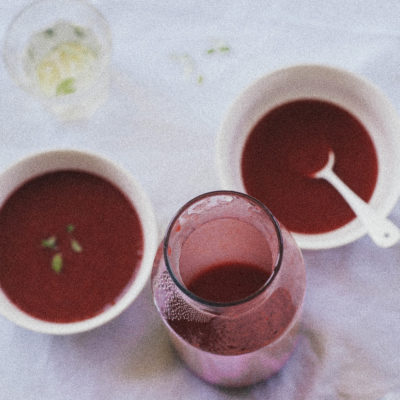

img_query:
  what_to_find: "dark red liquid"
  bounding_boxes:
[241,99,378,234]
[166,262,295,356]
[0,170,143,323]
[187,262,270,303]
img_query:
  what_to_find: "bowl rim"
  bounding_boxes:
[0,148,158,334]
[216,63,400,250]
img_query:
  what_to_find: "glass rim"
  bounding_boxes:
[163,190,284,308]
[2,0,112,97]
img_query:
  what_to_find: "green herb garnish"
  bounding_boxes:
[66,224,75,233]
[41,236,57,249]
[206,46,230,54]
[56,78,76,96]
[197,75,204,84]
[43,224,83,273]
[51,253,63,274]
[71,239,83,253]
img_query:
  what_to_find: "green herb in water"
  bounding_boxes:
[44,28,54,37]
[56,78,76,96]
[74,26,85,38]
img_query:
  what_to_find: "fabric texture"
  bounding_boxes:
[0,1,399,399]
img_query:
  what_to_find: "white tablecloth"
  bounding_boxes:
[1,1,400,399]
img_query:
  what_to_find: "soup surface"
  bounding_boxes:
[241,99,378,233]
[0,170,143,323]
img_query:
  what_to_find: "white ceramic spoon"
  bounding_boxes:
[312,150,400,248]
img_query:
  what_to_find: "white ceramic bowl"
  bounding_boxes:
[216,64,400,249]
[0,149,158,334]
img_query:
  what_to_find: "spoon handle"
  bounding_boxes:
[320,170,400,248]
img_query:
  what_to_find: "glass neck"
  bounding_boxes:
[164,191,283,310]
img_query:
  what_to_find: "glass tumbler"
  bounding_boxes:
[3,0,111,120]
[151,191,306,387]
